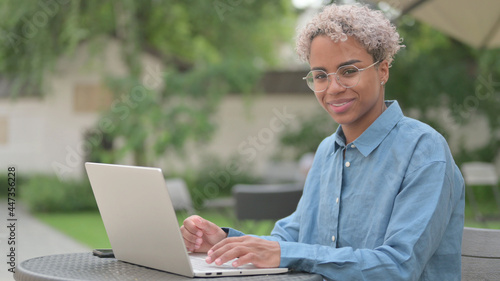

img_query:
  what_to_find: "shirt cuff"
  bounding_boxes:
[278,241,315,272]
[221,227,246,237]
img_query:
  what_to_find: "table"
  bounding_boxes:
[14,252,323,281]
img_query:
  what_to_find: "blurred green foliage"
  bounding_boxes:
[20,175,97,212]
[388,16,500,165]
[0,0,296,167]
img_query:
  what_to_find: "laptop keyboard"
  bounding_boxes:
[189,254,256,271]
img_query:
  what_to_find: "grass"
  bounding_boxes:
[463,195,500,229]
[36,211,112,248]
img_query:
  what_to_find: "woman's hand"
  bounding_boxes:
[180,215,228,252]
[206,236,281,268]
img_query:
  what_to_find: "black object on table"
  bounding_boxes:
[14,252,323,281]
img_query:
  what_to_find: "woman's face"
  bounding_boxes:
[309,35,389,140]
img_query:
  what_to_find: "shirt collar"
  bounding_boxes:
[333,100,404,157]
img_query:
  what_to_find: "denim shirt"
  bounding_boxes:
[227,101,465,281]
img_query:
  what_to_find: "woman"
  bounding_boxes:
[181,4,465,280]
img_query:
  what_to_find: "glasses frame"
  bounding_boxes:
[303,60,381,92]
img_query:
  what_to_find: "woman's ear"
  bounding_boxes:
[378,60,390,85]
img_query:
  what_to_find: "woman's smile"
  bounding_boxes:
[328,98,355,113]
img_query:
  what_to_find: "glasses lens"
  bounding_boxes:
[337,65,360,88]
[305,70,329,92]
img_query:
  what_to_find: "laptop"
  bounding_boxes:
[85,162,289,278]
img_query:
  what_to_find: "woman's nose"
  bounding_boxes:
[325,75,345,94]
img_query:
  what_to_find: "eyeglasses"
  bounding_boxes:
[303,61,380,92]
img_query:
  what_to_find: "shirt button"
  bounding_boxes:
[345,161,351,167]
[350,144,356,148]
[331,236,336,242]
[336,197,339,204]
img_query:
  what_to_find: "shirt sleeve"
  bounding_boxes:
[261,161,463,281]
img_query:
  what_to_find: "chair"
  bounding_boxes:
[461,162,500,220]
[232,183,303,233]
[165,178,195,215]
[461,227,500,280]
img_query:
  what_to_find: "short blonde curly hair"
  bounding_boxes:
[296,4,404,65]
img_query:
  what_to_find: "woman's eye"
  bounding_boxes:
[341,67,358,76]
[314,73,327,80]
